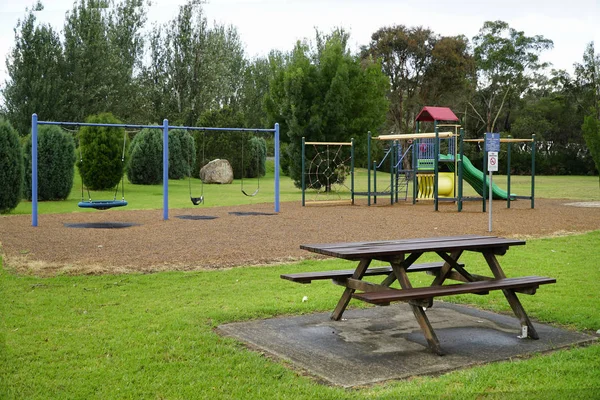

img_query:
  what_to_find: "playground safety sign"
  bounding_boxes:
[488,151,499,172]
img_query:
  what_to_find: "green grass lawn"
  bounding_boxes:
[1,232,599,399]
[8,166,600,215]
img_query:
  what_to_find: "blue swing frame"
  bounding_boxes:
[30,115,281,227]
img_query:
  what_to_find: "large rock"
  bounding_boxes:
[200,159,233,184]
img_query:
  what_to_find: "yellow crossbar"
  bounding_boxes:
[376,132,454,140]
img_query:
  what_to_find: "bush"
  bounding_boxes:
[169,129,196,179]
[127,128,163,185]
[77,113,128,191]
[23,125,76,201]
[0,119,24,213]
[245,136,267,178]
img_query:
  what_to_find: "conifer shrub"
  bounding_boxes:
[23,125,76,200]
[245,136,267,178]
[127,128,162,185]
[0,119,24,213]
[168,129,196,179]
[77,113,128,191]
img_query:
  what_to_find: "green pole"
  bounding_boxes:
[301,137,306,206]
[373,160,377,204]
[507,135,512,209]
[351,138,355,205]
[434,123,439,211]
[367,132,371,206]
[458,128,464,212]
[482,137,487,213]
[531,134,536,209]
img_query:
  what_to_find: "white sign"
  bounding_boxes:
[488,151,499,172]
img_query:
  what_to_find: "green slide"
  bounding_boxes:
[439,154,514,200]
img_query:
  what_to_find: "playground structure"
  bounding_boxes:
[301,138,355,206]
[366,106,536,211]
[30,114,280,226]
[302,107,536,211]
[367,106,536,211]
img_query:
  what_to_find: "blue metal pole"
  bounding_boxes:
[163,119,169,221]
[274,123,280,212]
[32,114,38,227]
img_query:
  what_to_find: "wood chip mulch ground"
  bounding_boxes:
[1,198,599,276]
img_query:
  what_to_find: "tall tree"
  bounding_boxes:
[470,20,553,133]
[577,42,600,182]
[362,26,473,135]
[575,42,600,119]
[63,0,148,123]
[141,0,245,126]
[3,3,65,135]
[106,0,148,121]
[267,29,389,185]
[63,0,114,122]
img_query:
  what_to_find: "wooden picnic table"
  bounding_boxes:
[281,235,556,355]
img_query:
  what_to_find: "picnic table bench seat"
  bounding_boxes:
[352,276,556,305]
[280,261,462,284]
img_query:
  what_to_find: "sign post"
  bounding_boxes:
[485,133,500,232]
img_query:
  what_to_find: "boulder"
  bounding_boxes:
[200,159,234,184]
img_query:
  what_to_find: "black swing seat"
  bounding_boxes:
[78,200,128,210]
[241,189,259,197]
[190,196,204,205]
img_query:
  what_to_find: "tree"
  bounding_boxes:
[140,0,245,125]
[361,26,473,136]
[62,0,148,123]
[574,42,600,119]
[578,42,600,182]
[3,3,65,135]
[267,29,389,186]
[23,125,76,200]
[0,119,24,213]
[470,21,553,134]
[77,113,128,191]
[127,128,163,184]
[582,111,600,184]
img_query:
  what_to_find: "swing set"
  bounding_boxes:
[30,114,281,227]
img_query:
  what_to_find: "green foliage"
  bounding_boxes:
[362,26,474,135]
[0,120,24,213]
[126,128,162,185]
[246,136,267,178]
[582,111,600,180]
[22,125,76,201]
[62,0,148,123]
[471,20,553,133]
[2,8,65,135]
[196,106,249,179]
[77,113,128,191]
[267,29,389,187]
[168,129,196,179]
[141,1,246,126]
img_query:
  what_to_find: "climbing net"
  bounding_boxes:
[303,141,354,205]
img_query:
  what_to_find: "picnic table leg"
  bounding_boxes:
[391,258,444,355]
[431,250,463,286]
[483,252,540,340]
[330,258,371,321]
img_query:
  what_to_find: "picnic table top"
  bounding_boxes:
[300,235,526,260]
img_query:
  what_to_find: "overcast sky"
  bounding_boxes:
[1,0,598,90]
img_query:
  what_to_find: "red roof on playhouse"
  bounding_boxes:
[415,106,459,122]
